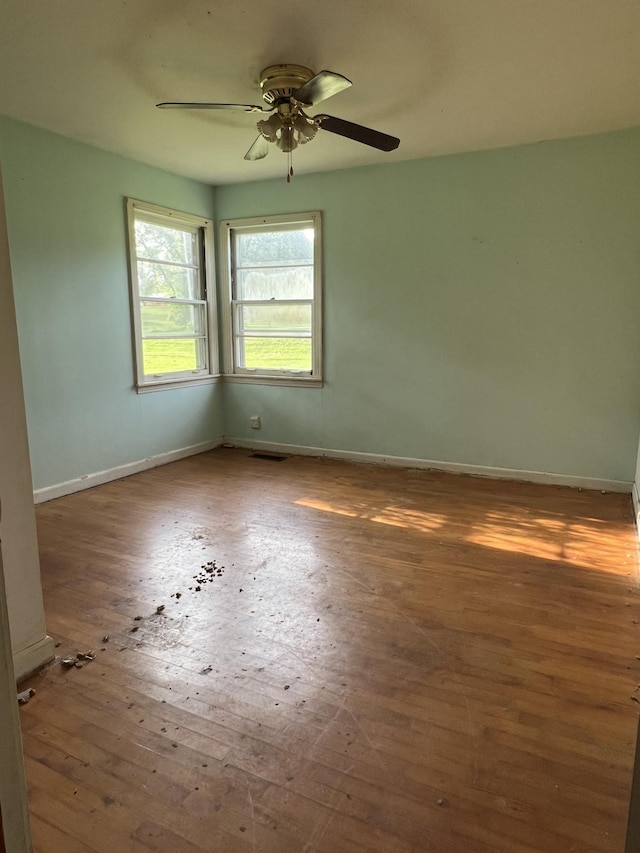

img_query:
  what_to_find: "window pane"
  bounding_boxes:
[135,219,197,265]
[141,301,205,336]
[138,261,199,299]
[239,337,312,371]
[142,338,206,375]
[239,303,311,335]
[236,266,313,300]
[236,228,313,268]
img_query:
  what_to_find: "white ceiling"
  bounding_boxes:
[1,0,639,186]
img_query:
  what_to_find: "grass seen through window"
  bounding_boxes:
[243,337,311,370]
[143,337,311,375]
[143,340,198,375]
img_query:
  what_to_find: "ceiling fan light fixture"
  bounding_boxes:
[257,112,281,143]
[257,110,316,156]
[276,125,296,153]
[294,114,317,145]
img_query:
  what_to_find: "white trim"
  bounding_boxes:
[126,198,219,390]
[219,211,323,383]
[33,438,224,504]
[222,374,323,388]
[630,483,640,586]
[224,438,632,493]
[136,374,221,393]
[32,433,633,506]
[128,198,212,229]
[0,550,34,852]
[12,634,55,682]
[219,216,234,372]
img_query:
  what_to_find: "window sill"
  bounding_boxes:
[223,373,323,388]
[136,374,222,394]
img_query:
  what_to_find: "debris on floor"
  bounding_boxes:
[102,635,109,642]
[17,688,36,705]
[436,798,449,807]
[156,605,165,614]
[61,650,97,668]
[190,561,225,593]
[200,665,213,675]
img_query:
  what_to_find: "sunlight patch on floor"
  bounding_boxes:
[296,498,634,575]
[296,497,447,532]
[467,511,633,575]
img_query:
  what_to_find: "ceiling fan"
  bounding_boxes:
[157,64,400,178]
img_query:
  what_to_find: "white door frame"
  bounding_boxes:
[0,543,32,852]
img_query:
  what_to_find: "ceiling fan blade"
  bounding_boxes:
[315,114,400,151]
[156,102,270,113]
[244,135,270,161]
[292,70,352,106]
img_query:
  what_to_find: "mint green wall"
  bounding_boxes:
[2,116,639,488]
[216,129,640,482]
[0,117,221,491]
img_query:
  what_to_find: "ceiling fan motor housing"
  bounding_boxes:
[259,64,314,105]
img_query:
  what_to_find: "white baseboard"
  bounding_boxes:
[225,437,633,493]
[33,438,224,504]
[33,434,634,504]
[13,634,55,682]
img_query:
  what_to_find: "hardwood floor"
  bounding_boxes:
[19,448,640,852]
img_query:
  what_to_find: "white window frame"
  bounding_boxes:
[126,198,219,393]
[220,211,323,387]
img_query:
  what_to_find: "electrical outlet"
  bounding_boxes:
[250,415,261,429]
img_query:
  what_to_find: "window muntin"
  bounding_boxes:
[222,213,322,382]
[127,200,217,390]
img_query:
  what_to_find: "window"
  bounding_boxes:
[127,199,218,391]
[221,212,322,385]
